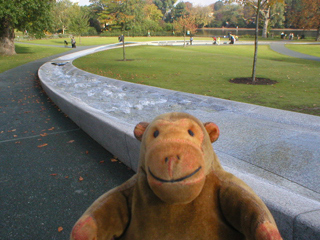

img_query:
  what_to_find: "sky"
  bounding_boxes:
[70,0,217,7]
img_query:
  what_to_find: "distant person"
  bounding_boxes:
[229,34,235,44]
[118,35,124,42]
[190,36,193,45]
[280,32,285,39]
[64,40,68,47]
[213,37,217,44]
[217,37,220,45]
[71,37,76,48]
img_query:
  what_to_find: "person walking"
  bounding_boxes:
[71,37,76,48]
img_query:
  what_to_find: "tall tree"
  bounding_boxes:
[69,5,90,43]
[52,0,73,34]
[144,4,163,22]
[153,0,177,19]
[192,6,212,28]
[0,0,54,55]
[244,0,284,38]
[289,0,320,41]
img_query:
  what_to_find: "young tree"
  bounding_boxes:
[99,0,142,60]
[173,15,197,46]
[226,0,261,83]
[0,0,54,55]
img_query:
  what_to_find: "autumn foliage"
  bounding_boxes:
[289,0,320,41]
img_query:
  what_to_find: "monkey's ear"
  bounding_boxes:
[134,122,149,141]
[204,122,220,143]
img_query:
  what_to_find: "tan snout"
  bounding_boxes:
[145,140,206,204]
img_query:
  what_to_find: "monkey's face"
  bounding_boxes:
[143,118,206,204]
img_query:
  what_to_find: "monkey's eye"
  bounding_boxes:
[188,129,194,136]
[153,130,159,138]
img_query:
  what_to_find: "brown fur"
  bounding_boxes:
[71,112,282,240]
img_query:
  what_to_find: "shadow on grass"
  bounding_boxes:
[15,45,34,54]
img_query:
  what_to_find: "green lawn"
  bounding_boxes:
[16,36,212,46]
[74,44,320,116]
[285,44,320,57]
[0,43,70,73]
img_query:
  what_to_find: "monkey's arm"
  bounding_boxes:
[218,172,282,240]
[70,176,136,240]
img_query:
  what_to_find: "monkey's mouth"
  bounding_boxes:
[148,166,202,183]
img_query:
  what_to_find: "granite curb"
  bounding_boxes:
[38,42,320,239]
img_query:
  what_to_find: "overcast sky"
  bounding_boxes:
[70,0,216,7]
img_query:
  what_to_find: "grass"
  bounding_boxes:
[0,43,70,73]
[16,36,211,46]
[73,44,320,116]
[285,44,320,57]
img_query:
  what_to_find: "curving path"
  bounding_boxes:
[269,42,320,61]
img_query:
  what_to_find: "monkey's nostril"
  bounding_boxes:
[177,155,180,160]
[165,157,169,163]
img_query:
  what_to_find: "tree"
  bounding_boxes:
[52,0,73,34]
[153,0,177,19]
[144,4,163,22]
[244,0,284,38]
[99,0,144,60]
[173,15,197,46]
[98,0,136,32]
[226,0,261,83]
[0,0,54,55]
[69,5,90,43]
[289,0,320,41]
[192,6,212,28]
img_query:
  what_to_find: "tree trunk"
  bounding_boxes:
[122,34,126,61]
[252,0,261,84]
[0,18,16,55]
[183,26,186,47]
[261,7,270,38]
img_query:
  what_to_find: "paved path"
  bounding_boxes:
[0,46,134,240]
[269,42,320,61]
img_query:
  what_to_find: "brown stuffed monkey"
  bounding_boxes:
[71,112,282,240]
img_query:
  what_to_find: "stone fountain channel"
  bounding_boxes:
[38,42,320,239]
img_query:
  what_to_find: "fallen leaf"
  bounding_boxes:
[99,160,105,164]
[50,173,57,176]
[68,140,75,143]
[85,151,89,154]
[38,143,48,148]
[111,159,117,162]
[48,127,55,131]
[65,176,69,179]
[58,227,63,232]
[79,176,84,181]
[40,133,47,137]
[13,135,18,138]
